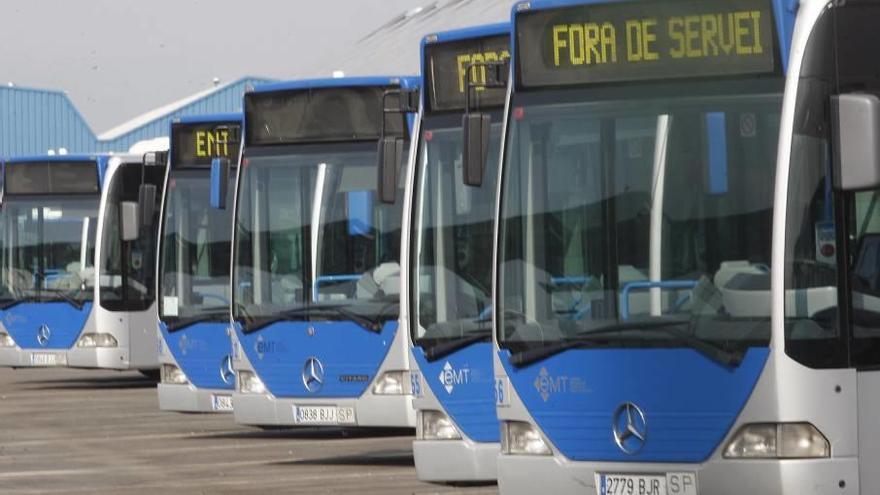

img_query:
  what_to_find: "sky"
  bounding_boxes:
[0,0,425,131]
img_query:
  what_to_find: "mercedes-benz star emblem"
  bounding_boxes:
[612,402,647,455]
[37,325,51,347]
[302,357,324,393]
[220,355,236,385]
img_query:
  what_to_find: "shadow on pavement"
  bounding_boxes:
[16,373,157,391]
[191,426,414,442]
[272,448,415,467]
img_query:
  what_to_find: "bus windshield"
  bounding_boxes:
[159,169,233,323]
[0,196,99,304]
[233,142,404,326]
[497,82,782,354]
[411,117,502,347]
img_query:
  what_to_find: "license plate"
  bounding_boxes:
[30,352,66,367]
[596,472,697,495]
[293,405,356,425]
[211,394,233,412]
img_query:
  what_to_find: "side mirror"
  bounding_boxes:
[120,201,140,241]
[138,184,157,228]
[211,157,231,209]
[377,87,419,205]
[462,113,491,187]
[461,59,508,188]
[377,137,403,204]
[832,93,880,191]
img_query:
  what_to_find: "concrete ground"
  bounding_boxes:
[0,367,498,494]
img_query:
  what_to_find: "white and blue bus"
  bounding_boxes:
[403,24,510,482]
[230,77,420,428]
[0,153,165,373]
[156,114,241,412]
[484,0,880,493]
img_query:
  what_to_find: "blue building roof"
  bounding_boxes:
[0,76,271,157]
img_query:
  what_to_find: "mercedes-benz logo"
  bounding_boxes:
[302,357,324,393]
[37,325,51,347]
[219,355,236,385]
[612,402,647,455]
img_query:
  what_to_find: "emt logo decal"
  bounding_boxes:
[534,366,590,402]
[438,361,470,394]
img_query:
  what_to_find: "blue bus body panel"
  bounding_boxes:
[237,320,397,398]
[2,302,92,349]
[510,0,798,74]
[414,342,498,442]
[160,321,233,390]
[501,347,770,462]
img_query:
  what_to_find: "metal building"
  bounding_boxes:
[0,76,270,157]
[320,0,514,77]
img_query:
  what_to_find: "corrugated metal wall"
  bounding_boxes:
[0,86,97,156]
[0,77,269,157]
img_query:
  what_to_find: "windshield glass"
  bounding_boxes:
[497,82,783,352]
[411,116,502,346]
[0,196,99,303]
[233,142,404,323]
[159,169,233,322]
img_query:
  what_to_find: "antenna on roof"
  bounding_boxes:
[213,77,221,87]
[332,71,345,79]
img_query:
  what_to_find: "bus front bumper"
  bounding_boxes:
[497,454,859,495]
[0,346,69,368]
[66,345,129,370]
[413,439,499,482]
[158,383,234,413]
[233,391,415,428]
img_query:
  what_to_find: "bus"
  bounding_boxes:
[485,0,880,493]
[404,24,509,481]
[156,114,241,412]
[230,77,420,428]
[0,153,165,373]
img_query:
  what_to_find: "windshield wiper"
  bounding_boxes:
[240,304,387,334]
[423,328,492,362]
[165,312,229,332]
[36,288,86,310]
[509,319,745,368]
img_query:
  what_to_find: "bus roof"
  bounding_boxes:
[6,154,105,164]
[252,76,419,94]
[174,113,242,125]
[422,22,509,48]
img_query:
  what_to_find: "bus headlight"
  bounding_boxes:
[724,423,830,459]
[0,331,15,347]
[238,370,266,394]
[417,410,461,440]
[501,421,552,455]
[161,364,188,385]
[372,370,408,395]
[76,333,118,348]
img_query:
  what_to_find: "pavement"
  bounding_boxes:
[0,367,498,494]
